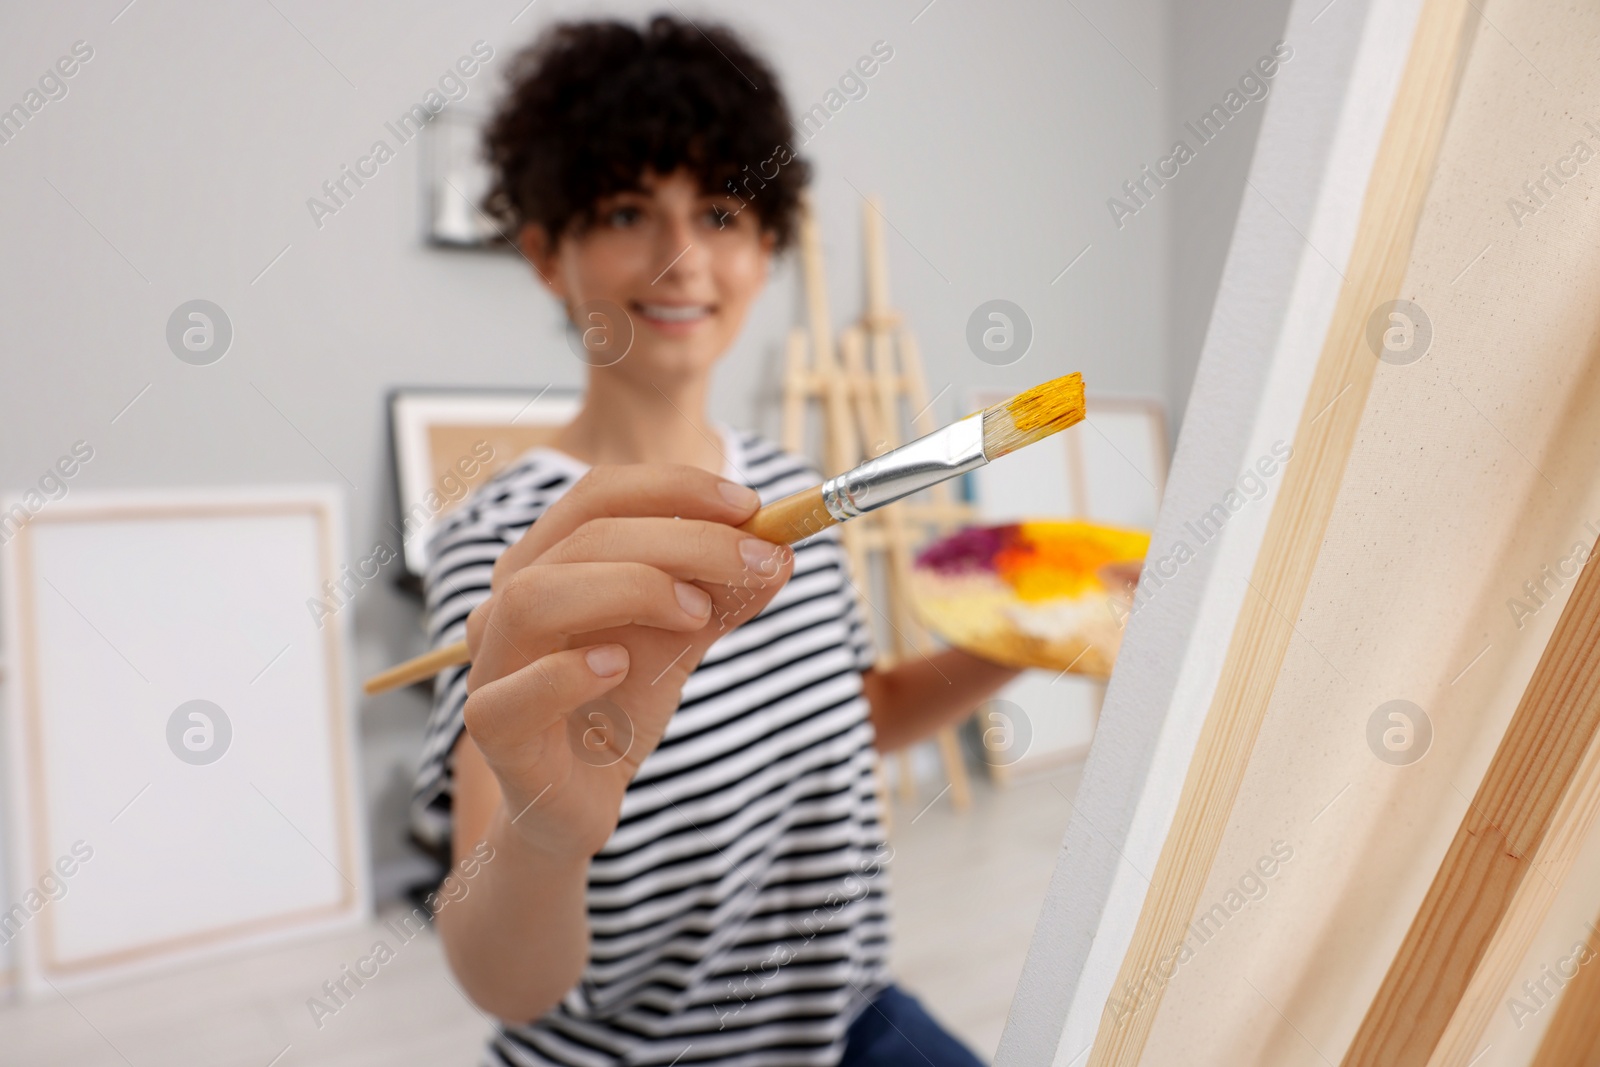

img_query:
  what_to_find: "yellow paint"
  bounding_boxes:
[1005,372,1085,433]
[995,519,1149,601]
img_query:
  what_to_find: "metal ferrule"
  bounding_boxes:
[821,414,988,522]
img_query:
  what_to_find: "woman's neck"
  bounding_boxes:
[552,369,727,473]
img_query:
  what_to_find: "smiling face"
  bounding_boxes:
[521,169,775,382]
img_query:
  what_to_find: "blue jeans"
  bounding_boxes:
[840,986,986,1067]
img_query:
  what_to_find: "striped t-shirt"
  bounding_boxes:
[411,428,892,1067]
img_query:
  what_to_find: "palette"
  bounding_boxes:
[910,520,1149,677]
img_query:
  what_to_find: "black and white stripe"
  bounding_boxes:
[411,430,891,1067]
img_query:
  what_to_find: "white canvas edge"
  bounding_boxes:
[996,0,1428,1061]
[0,483,372,997]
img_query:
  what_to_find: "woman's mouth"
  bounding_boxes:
[632,301,714,332]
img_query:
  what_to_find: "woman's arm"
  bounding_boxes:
[428,465,790,1021]
[436,735,592,1021]
[863,649,1022,753]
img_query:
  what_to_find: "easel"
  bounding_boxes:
[784,196,976,815]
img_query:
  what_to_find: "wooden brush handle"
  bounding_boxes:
[365,484,837,696]
[738,484,837,544]
[364,640,469,695]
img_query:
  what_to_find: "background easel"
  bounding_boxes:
[783,196,977,814]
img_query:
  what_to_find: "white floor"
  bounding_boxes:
[0,763,1082,1066]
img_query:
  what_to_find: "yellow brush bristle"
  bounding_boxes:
[981,373,1086,459]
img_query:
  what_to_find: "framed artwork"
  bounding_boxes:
[1,486,369,994]
[421,109,507,250]
[389,386,582,579]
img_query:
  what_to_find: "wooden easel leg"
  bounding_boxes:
[896,752,916,803]
[936,725,973,811]
[875,753,894,835]
[792,195,984,823]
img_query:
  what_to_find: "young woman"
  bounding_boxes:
[412,17,1020,1066]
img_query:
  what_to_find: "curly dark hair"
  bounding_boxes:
[482,15,809,250]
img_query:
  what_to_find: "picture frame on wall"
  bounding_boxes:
[388,386,582,581]
[421,109,508,250]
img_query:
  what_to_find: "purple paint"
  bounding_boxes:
[915,524,1018,575]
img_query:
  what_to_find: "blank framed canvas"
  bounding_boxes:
[970,393,1168,528]
[1,486,369,994]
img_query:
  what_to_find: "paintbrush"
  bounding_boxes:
[363,372,1085,695]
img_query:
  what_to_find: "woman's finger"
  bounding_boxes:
[536,516,792,587]
[463,643,629,757]
[491,464,760,589]
[467,562,713,689]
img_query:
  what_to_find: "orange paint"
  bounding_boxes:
[994,520,1150,601]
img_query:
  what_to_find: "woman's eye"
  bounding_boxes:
[706,205,734,228]
[607,206,641,227]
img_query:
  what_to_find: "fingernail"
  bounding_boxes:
[585,644,629,677]
[675,580,711,617]
[740,538,782,573]
[718,480,760,511]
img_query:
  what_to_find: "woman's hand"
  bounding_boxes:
[456,464,793,863]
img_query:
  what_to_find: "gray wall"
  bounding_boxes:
[0,0,1275,896]
[1166,0,1298,432]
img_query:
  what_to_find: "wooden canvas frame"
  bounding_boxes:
[1347,537,1600,1064]
[1,487,370,994]
[1003,0,1600,1063]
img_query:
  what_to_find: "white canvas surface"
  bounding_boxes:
[1,487,368,994]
